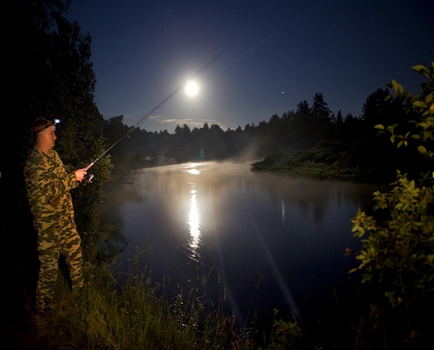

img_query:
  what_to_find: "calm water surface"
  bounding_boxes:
[99,161,378,325]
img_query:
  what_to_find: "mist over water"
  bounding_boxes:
[99,161,378,326]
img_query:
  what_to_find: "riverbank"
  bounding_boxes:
[250,144,392,184]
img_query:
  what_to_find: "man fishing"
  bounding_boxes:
[24,118,87,314]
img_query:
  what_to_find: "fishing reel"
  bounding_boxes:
[83,173,94,185]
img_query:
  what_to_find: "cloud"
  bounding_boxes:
[158,116,216,129]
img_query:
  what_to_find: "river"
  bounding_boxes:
[98,161,379,327]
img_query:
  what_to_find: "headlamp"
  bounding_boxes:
[33,118,61,134]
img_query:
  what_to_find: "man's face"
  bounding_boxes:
[40,125,57,149]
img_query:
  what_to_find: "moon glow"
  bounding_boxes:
[185,81,199,96]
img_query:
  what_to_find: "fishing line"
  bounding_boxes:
[84,49,226,174]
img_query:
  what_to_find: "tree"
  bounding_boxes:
[349,62,434,349]
[312,92,331,122]
[175,123,191,135]
[361,88,408,129]
[335,110,343,125]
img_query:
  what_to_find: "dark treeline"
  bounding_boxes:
[106,88,428,183]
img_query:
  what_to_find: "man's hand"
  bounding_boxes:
[75,169,87,182]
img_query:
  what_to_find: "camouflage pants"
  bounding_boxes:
[35,218,83,311]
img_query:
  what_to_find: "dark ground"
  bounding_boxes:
[0,239,53,349]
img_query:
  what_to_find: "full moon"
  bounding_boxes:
[185,81,199,96]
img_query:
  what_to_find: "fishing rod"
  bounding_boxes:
[83,49,226,183]
[83,86,181,172]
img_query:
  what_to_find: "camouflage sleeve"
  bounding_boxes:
[25,149,79,204]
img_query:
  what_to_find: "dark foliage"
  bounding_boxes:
[2,0,112,312]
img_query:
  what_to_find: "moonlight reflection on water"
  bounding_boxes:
[187,188,201,261]
[184,163,202,263]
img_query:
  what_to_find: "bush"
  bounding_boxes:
[349,62,434,349]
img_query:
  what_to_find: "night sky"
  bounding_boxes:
[67,0,434,133]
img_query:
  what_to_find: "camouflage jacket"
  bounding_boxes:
[24,147,79,231]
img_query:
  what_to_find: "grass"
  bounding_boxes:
[36,240,306,350]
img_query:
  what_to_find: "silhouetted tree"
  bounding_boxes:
[336,110,343,125]
[312,92,331,122]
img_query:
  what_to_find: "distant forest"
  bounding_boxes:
[102,88,429,183]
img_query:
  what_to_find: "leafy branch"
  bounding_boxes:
[374,62,434,161]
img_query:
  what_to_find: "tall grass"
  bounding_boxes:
[40,240,304,349]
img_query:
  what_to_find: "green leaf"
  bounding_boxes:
[417,145,427,155]
[391,79,403,93]
[413,101,426,108]
[355,253,365,260]
[361,274,371,283]
[374,124,385,130]
[412,65,428,76]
